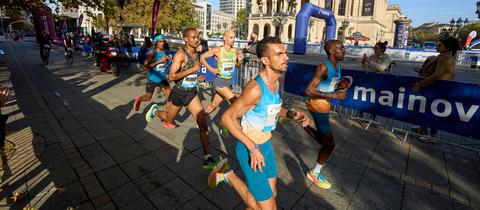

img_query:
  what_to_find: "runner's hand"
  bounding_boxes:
[237,53,244,62]
[249,149,265,173]
[198,75,206,81]
[333,91,346,100]
[291,111,309,127]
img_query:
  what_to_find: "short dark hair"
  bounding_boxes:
[324,39,341,56]
[438,36,460,55]
[183,28,197,38]
[256,36,283,58]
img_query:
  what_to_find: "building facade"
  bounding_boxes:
[211,11,235,34]
[194,1,213,36]
[220,0,246,17]
[248,0,407,46]
[57,4,103,35]
[195,2,235,37]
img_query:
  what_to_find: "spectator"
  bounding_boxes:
[244,32,258,55]
[137,37,152,70]
[362,41,393,73]
[411,36,459,142]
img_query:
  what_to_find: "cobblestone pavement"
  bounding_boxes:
[0,41,479,209]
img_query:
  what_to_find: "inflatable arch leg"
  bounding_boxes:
[293,2,337,55]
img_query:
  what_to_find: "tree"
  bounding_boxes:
[231,8,246,39]
[458,23,480,47]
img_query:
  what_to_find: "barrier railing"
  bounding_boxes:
[234,56,480,152]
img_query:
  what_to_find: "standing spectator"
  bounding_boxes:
[244,32,259,55]
[130,35,136,47]
[362,41,393,73]
[198,33,209,54]
[411,36,459,142]
[137,37,152,70]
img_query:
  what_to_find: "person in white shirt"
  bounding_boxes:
[362,41,393,73]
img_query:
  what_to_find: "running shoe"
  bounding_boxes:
[219,122,229,136]
[207,158,230,188]
[145,104,158,123]
[162,121,178,129]
[307,171,332,189]
[202,156,217,170]
[133,96,140,111]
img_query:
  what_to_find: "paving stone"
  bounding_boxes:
[69,132,97,148]
[166,153,203,174]
[277,164,312,194]
[119,196,156,210]
[133,166,177,194]
[276,183,303,209]
[137,136,169,152]
[79,143,106,158]
[109,182,143,208]
[355,169,403,209]
[106,143,148,163]
[97,166,130,191]
[84,152,116,172]
[402,184,453,210]
[347,196,389,210]
[292,196,330,210]
[201,181,243,209]
[177,194,220,210]
[148,178,198,209]
[120,154,163,179]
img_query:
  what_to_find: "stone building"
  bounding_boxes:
[247,0,408,46]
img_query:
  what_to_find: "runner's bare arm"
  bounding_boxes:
[143,50,154,70]
[168,49,200,81]
[150,55,169,67]
[305,64,329,99]
[221,80,261,151]
[200,47,219,74]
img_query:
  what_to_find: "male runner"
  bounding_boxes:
[133,35,171,111]
[200,30,244,115]
[304,39,347,189]
[208,37,309,209]
[145,28,216,169]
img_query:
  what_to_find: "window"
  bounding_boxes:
[338,0,346,16]
[324,0,332,11]
[362,0,374,16]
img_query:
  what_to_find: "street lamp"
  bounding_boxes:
[308,20,314,42]
[272,11,288,39]
[449,18,455,32]
[477,1,480,19]
[341,20,350,43]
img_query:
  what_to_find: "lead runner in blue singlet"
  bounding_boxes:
[304,39,347,189]
[207,37,310,210]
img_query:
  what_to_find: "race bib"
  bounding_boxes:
[155,63,166,73]
[219,63,235,78]
[181,73,198,89]
[263,103,282,132]
[317,77,340,93]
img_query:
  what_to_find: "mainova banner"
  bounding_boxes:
[284,63,480,139]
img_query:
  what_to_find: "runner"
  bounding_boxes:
[200,30,243,135]
[304,39,347,189]
[201,30,244,114]
[145,28,216,169]
[208,37,309,209]
[133,35,171,111]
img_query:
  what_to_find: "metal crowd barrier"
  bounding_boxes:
[234,56,480,152]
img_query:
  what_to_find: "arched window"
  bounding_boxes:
[253,24,259,34]
[288,24,293,41]
[263,24,271,38]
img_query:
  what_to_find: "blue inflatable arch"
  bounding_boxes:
[293,2,337,55]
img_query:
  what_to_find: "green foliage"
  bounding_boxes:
[458,23,480,45]
[232,8,246,39]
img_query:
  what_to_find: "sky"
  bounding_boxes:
[205,0,477,27]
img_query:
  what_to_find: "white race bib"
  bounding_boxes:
[181,73,198,89]
[263,103,281,132]
[220,63,235,78]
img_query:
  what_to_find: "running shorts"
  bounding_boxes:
[146,80,169,94]
[310,112,332,133]
[168,86,197,107]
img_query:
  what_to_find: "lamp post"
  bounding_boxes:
[308,20,314,42]
[477,1,480,19]
[341,20,350,43]
[272,11,288,40]
[246,0,251,39]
